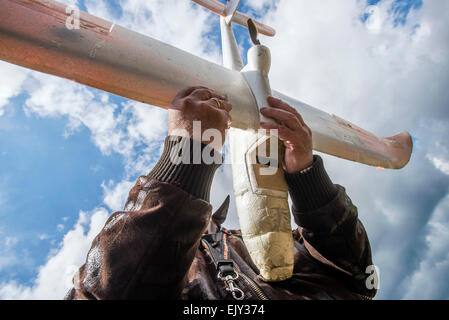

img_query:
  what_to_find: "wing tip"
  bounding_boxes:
[386,131,414,169]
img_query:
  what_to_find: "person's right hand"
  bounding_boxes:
[168,86,232,151]
[260,96,313,174]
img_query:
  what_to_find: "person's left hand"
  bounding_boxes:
[260,96,313,174]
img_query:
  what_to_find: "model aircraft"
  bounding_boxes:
[0,0,413,169]
[0,0,413,285]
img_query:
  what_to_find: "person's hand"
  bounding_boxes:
[168,86,232,151]
[260,96,313,174]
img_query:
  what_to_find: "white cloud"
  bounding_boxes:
[125,101,168,146]
[102,179,134,212]
[62,0,79,6]
[427,156,449,176]
[265,0,449,130]
[247,0,276,9]
[23,72,132,156]
[0,62,29,116]
[401,194,449,299]
[38,234,50,241]
[4,237,18,248]
[84,0,221,63]
[0,208,109,300]
[21,73,172,178]
[0,235,19,272]
[0,255,18,273]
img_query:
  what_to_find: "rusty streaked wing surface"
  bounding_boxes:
[0,0,260,129]
[0,0,413,169]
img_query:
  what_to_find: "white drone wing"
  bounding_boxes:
[0,0,412,169]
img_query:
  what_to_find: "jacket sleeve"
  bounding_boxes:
[65,136,221,300]
[285,155,377,298]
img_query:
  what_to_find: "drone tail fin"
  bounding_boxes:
[191,0,276,36]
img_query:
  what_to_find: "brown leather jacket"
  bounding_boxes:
[65,137,377,300]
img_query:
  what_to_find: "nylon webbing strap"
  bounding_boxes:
[201,230,236,277]
[200,229,245,300]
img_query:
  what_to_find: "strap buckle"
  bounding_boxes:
[216,260,245,300]
[217,260,237,278]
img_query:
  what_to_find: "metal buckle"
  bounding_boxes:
[218,273,245,300]
[217,263,245,300]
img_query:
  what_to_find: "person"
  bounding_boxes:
[65,86,377,300]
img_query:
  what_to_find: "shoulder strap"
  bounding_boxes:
[200,229,245,300]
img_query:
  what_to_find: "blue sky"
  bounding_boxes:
[0,96,124,284]
[1,0,449,299]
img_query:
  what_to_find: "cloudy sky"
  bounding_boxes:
[0,0,448,300]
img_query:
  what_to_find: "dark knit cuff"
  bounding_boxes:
[148,136,222,202]
[284,155,338,212]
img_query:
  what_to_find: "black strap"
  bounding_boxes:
[200,229,245,300]
[216,260,235,277]
[201,230,236,278]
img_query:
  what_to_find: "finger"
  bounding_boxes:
[210,98,233,112]
[190,88,213,100]
[221,100,233,112]
[199,101,232,124]
[209,90,227,101]
[260,107,301,130]
[260,122,295,141]
[267,96,297,114]
[174,86,204,100]
[224,109,233,125]
[190,87,227,102]
[216,108,233,131]
[267,96,306,126]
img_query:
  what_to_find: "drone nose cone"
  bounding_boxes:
[247,45,271,76]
